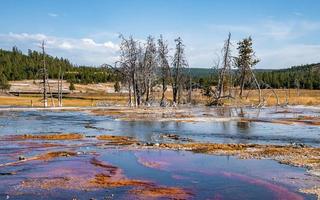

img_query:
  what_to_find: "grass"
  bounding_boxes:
[1,87,320,107]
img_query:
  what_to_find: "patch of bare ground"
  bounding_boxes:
[5,133,84,140]
[90,107,198,122]
[129,186,193,200]
[241,116,320,126]
[97,135,138,145]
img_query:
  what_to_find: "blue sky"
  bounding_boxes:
[0,0,320,68]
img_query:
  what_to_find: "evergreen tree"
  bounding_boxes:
[235,37,259,98]
[114,81,120,92]
[69,82,75,91]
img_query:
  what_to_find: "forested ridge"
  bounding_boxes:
[194,64,320,90]
[0,47,116,84]
[0,46,319,90]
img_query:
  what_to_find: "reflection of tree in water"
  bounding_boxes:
[237,108,250,133]
[215,107,232,117]
[237,121,250,131]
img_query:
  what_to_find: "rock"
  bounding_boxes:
[76,151,84,155]
[144,142,155,146]
[18,156,25,161]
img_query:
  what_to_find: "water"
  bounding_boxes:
[0,107,319,146]
[0,107,319,199]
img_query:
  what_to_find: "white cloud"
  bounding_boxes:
[59,42,73,50]
[1,18,320,69]
[7,32,47,41]
[0,32,120,66]
[48,13,59,17]
[258,44,320,68]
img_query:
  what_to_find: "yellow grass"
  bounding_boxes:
[242,89,320,106]
[1,85,320,107]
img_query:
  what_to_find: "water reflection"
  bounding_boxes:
[0,107,319,147]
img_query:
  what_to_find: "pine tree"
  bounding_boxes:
[69,82,75,91]
[114,81,120,92]
[235,37,259,98]
[0,73,10,91]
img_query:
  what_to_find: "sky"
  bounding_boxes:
[0,0,320,69]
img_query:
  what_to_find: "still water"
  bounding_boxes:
[0,107,319,199]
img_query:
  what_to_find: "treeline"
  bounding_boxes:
[256,64,320,89]
[194,64,320,91]
[0,47,117,84]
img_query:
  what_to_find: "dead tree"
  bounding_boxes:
[57,65,63,107]
[157,35,171,106]
[210,33,234,106]
[144,36,157,103]
[172,37,188,105]
[40,41,48,108]
[117,35,140,107]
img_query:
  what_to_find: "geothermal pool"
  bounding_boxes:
[0,107,319,199]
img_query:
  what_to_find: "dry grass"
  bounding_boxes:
[242,89,320,106]
[2,81,320,107]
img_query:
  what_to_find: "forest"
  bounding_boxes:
[0,47,117,85]
[0,41,320,95]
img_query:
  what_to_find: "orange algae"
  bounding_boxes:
[97,135,138,145]
[130,186,193,199]
[8,133,83,140]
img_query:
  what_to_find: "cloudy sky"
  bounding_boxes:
[0,0,319,68]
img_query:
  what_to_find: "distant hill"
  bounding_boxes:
[1,46,319,89]
[0,47,116,84]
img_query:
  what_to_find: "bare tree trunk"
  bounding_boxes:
[145,80,151,102]
[249,69,262,106]
[41,41,48,108]
[161,78,167,103]
[128,81,132,107]
[132,73,137,107]
[239,71,246,98]
[218,33,231,99]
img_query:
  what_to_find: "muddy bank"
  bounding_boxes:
[242,115,320,126]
